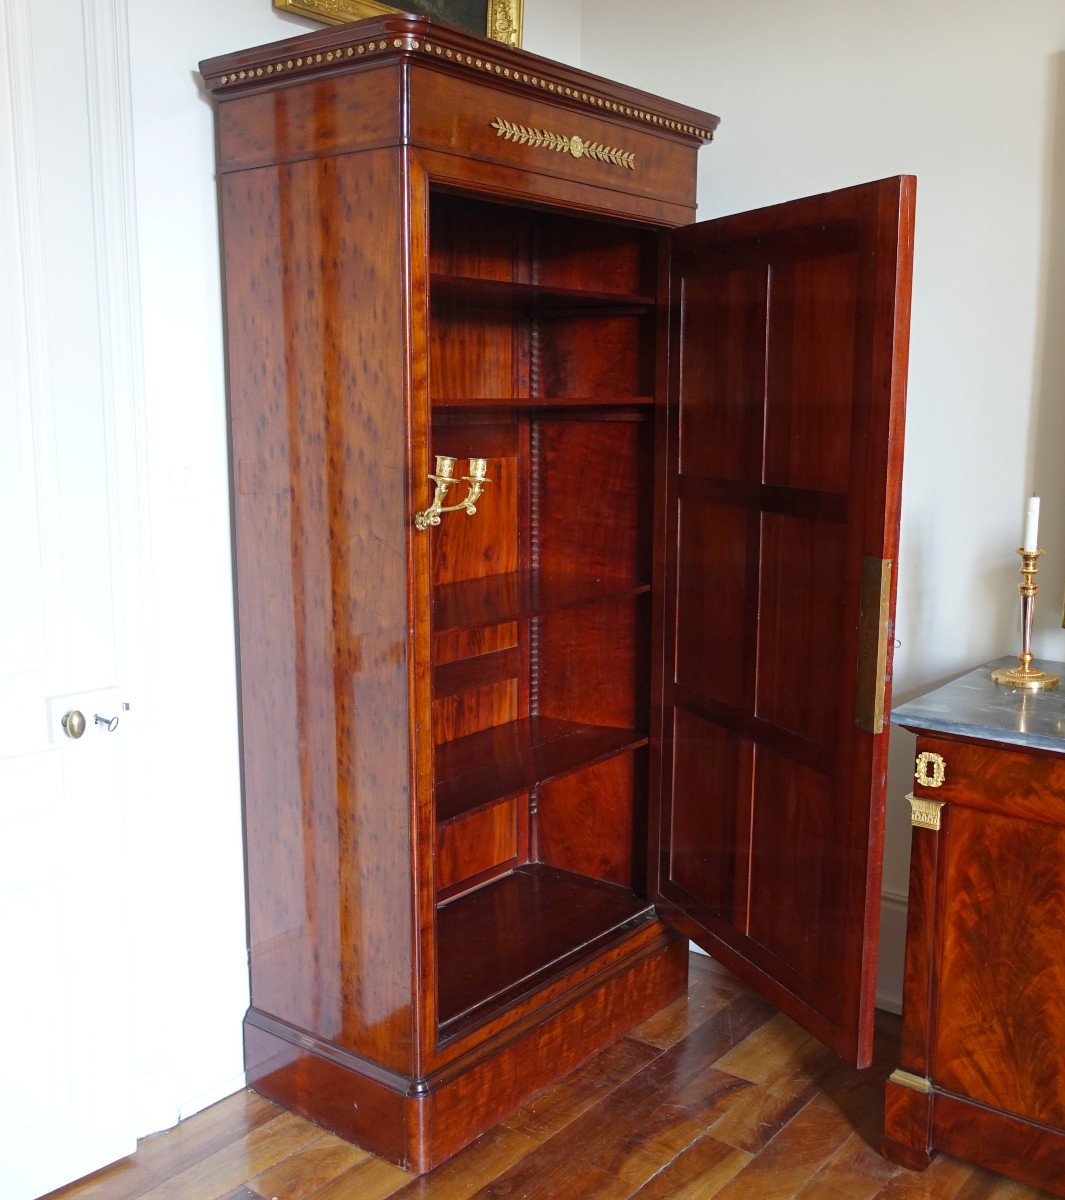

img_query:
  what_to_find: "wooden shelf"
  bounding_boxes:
[434,570,650,633]
[431,273,655,311]
[436,864,654,1037]
[435,716,647,824]
[433,646,520,700]
[432,394,655,410]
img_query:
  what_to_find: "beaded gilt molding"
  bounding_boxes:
[206,29,717,143]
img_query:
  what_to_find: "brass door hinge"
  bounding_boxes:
[855,557,892,734]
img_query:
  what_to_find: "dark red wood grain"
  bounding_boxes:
[932,1091,1065,1197]
[433,646,521,698]
[205,12,916,1176]
[433,621,517,666]
[665,709,743,922]
[224,147,417,1072]
[432,274,655,309]
[935,805,1065,1128]
[536,416,653,582]
[436,865,654,1035]
[424,930,687,1169]
[538,750,646,889]
[537,595,649,732]
[205,13,713,1172]
[424,198,660,922]
[896,824,941,1077]
[429,192,528,284]
[673,498,749,708]
[246,930,687,1173]
[653,178,915,1068]
[408,66,707,217]
[912,731,1065,825]
[881,1079,934,1171]
[432,679,518,745]
[436,799,521,896]
[435,716,646,824]
[885,730,1065,1193]
[538,313,656,399]
[434,571,649,631]
[531,208,658,297]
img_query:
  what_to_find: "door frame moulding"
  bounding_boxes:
[1,0,54,684]
[3,0,169,1152]
[81,0,179,1135]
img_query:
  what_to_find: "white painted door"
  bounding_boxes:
[0,0,144,1194]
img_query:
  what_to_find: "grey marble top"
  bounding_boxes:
[891,657,1065,755]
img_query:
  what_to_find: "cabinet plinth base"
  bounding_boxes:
[880,1135,935,1172]
[245,932,687,1174]
[883,1078,1065,1198]
[882,1076,936,1171]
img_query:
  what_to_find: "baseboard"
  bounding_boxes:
[176,1071,248,1125]
[875,889,908,1014]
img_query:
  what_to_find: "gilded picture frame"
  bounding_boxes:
[274,0,522,47]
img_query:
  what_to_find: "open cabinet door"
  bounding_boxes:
[653,177,915,1067]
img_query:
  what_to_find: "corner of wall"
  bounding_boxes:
[875,889,908,1014]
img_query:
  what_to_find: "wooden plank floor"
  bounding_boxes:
[44,956,1054,1200]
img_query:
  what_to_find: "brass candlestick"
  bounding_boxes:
[991,548,1060,690]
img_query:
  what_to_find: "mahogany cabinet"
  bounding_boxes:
[884,661,1065,1196]
[200,15,914,1172]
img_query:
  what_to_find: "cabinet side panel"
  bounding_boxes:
[224,149,416,1072]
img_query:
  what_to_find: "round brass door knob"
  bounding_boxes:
[62,710,87,739]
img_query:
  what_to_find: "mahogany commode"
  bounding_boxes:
[200,15,914,1172]
[884,660,1065,1196]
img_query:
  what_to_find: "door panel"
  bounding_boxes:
[674,499,749,704]
[667,709,744,918]
[654,177,914,1066]
[677,266,767,482]
[747,745,848,996]
[755,510,847,747]
[764,250,859,492]
[0,0,140,1192]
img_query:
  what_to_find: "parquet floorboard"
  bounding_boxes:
[248,1133,369,1199]
[387,1127,538,1200]
[798,1114,899,1199]
[41,956,1056,1200]
[502,1037,662,1141]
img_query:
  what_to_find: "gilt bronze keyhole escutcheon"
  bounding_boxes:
[914,751,946,788]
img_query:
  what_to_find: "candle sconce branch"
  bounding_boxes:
[414,456,491,531]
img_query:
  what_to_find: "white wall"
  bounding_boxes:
[578,0,1065,1006]
[523,0,581,62]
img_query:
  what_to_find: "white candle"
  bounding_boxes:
[1023,495,1040,553]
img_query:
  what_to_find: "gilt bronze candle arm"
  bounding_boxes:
[414,456,491,531]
